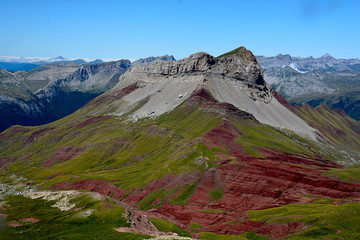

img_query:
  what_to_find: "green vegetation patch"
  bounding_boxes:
[217,46,245,58]
[149,217,191,237]
[138,188,165,210]
[209,189,223,202]
[0,194,151,240]
[199,232,247,240]
[195,209,229,214]
[0,93,223,191]
[200,231,268,240]
[190,222,202,233]
[293,104,360,156]
[233,120,315,157]
[209,179,224,202]
[138,185,183,210]
[169,181,199,205]
[324,167,360,183]
[248,199,360,239]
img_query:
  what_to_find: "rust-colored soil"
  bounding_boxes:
[25,128,55,144]
[47,88,360,238]
[51,149,360,238]
[43,146,84,167]
[51,179,126,200]
[19,218,39,223]
[77,115,112,129]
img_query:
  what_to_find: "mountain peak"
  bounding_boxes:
[52,56,65,60]
[112,47,316,138]
[218,46,258,63]
[131,54,176,66]
[275,54,292,61]
[320,53,334,59]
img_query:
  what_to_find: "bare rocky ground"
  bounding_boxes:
[115,206,194,239]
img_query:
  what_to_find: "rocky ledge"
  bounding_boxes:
[124,47,272,103]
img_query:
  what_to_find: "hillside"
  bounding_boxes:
[1,47,360,239]
[289,87,360,121]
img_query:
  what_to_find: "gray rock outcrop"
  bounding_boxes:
[127,47,271,103]
[110,47,315,138]
[131,55,176,66]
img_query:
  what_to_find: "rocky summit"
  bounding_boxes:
[108,47,315,137]
[1,47,360,240]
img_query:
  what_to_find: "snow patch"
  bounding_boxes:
[289,63,307,73]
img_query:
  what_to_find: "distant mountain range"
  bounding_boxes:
[0,55,176,132]
[257,54,360,120]
[131,55,176,66]
[0,56,107,72]
[257,53,360,72]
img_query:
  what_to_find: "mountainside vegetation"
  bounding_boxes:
[1,83,360,239]
[1,48,360,239]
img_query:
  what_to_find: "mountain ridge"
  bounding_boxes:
[0,55,176,132]
[257,53,360,72]
[259,53,360,121]
[107,47,315,138]
[1,47,360,239]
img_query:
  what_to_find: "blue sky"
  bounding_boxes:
[0,0,359,60]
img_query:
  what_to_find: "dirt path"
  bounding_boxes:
[114,201,193,239]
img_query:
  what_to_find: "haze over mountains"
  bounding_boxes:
[0,55,175,132]
[1,47,360,239]
[0,56,109,72]
[0,55,177,73]
[257,53,360,72]
[257,54,360,120]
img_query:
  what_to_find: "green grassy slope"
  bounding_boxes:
[1,87,360,239]
[0,88,338,189]
[293,104,360,156]
[0,193,150,240]
[248,198,360,239]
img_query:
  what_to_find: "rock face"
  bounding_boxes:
[131,55,176,66]
[35,60,131,99]
[130,48,265,89]
[110,47,315,138]
[257,53,360,72]
[0,60,131,132]
[257,53,360,121]
[263,66,334,98]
